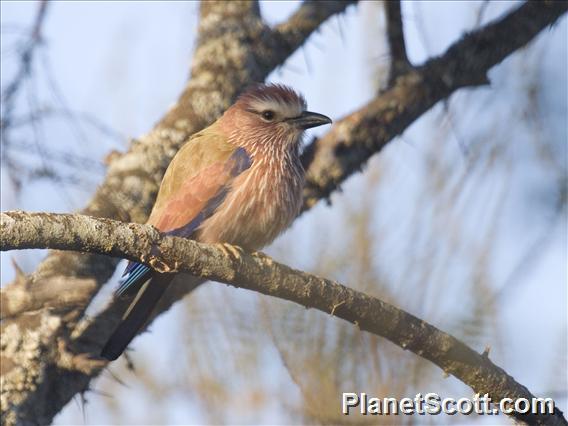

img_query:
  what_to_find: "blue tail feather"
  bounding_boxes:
[115,262,152,297]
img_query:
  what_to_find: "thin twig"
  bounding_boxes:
[384,0,411,85]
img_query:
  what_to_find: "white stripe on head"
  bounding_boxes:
[238,84,307,119]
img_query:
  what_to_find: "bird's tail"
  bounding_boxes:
[101,273,173,361]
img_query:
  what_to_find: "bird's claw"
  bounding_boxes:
[217,243,244,261]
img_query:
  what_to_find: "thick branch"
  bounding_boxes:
[302,0,568,209]
[1,211,566,426]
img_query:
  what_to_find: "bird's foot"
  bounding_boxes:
[217,243,244,261]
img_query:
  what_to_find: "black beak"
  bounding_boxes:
[289,111,332,130]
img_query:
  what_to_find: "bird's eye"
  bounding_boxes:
[261,110,275,121]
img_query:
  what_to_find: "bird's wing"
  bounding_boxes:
[116,130,251,296]
[149,129,251,234]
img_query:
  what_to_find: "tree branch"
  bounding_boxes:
[302,0,568,209]
[384,0,411,84]
[1,211,566,426]
[260,0,357,69]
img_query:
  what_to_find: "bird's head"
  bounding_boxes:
[220,83,332,154]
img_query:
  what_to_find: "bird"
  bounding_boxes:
[101,83,332,360]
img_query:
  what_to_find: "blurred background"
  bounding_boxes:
[1,1,566,424]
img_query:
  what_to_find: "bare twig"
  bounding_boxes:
[384,0,411,84]
[1,0,50,188]
[1,0,48,114]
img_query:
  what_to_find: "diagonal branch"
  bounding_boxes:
[259,0,357,70]
[301,0,568,209]
[1,211,566,426]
